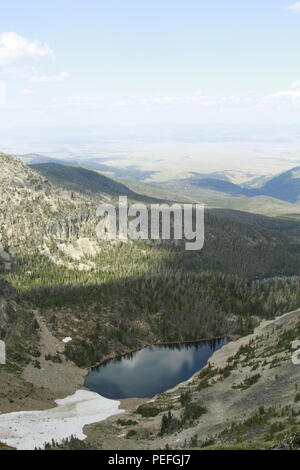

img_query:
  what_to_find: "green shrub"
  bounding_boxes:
[136,405,160,418]
[182,402,207,422]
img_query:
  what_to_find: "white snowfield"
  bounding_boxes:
[0,390,123,450]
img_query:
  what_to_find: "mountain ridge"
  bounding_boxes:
[165,165,300,203]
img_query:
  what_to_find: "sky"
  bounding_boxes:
[1,0,300,129]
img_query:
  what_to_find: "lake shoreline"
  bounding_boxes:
[84,336,232,399]
[84,334,237,375]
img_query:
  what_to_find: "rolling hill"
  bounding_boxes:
[170,166,300,203]
[153,167,300,216]
[259,166,300,202]
[30,162,166,205]
[30,162,140,197]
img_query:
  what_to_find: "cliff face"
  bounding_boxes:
[0,153,103,270]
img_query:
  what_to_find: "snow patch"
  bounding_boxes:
[0,390,123,450]
[62,337,72,344]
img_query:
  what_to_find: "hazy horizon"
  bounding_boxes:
[2,123,300,180]
[2,1,300,177]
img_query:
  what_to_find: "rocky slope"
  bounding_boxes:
[0,153,107,271]
[0,278,85,416]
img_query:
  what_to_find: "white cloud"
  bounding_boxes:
[114,92,258,108]
[67,95,104,107]
[29,71,69,83]
[19,89,33,95]
[291,80,300,90]
[266,90,300,103]
[264,81,300,104]
[288,2,300,11]
[62,92,261,112]
[0,32,52,66]
[1,66,69,84]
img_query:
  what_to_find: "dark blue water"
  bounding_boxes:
[84,338,229,399]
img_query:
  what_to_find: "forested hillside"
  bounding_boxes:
[18,274,300,367]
